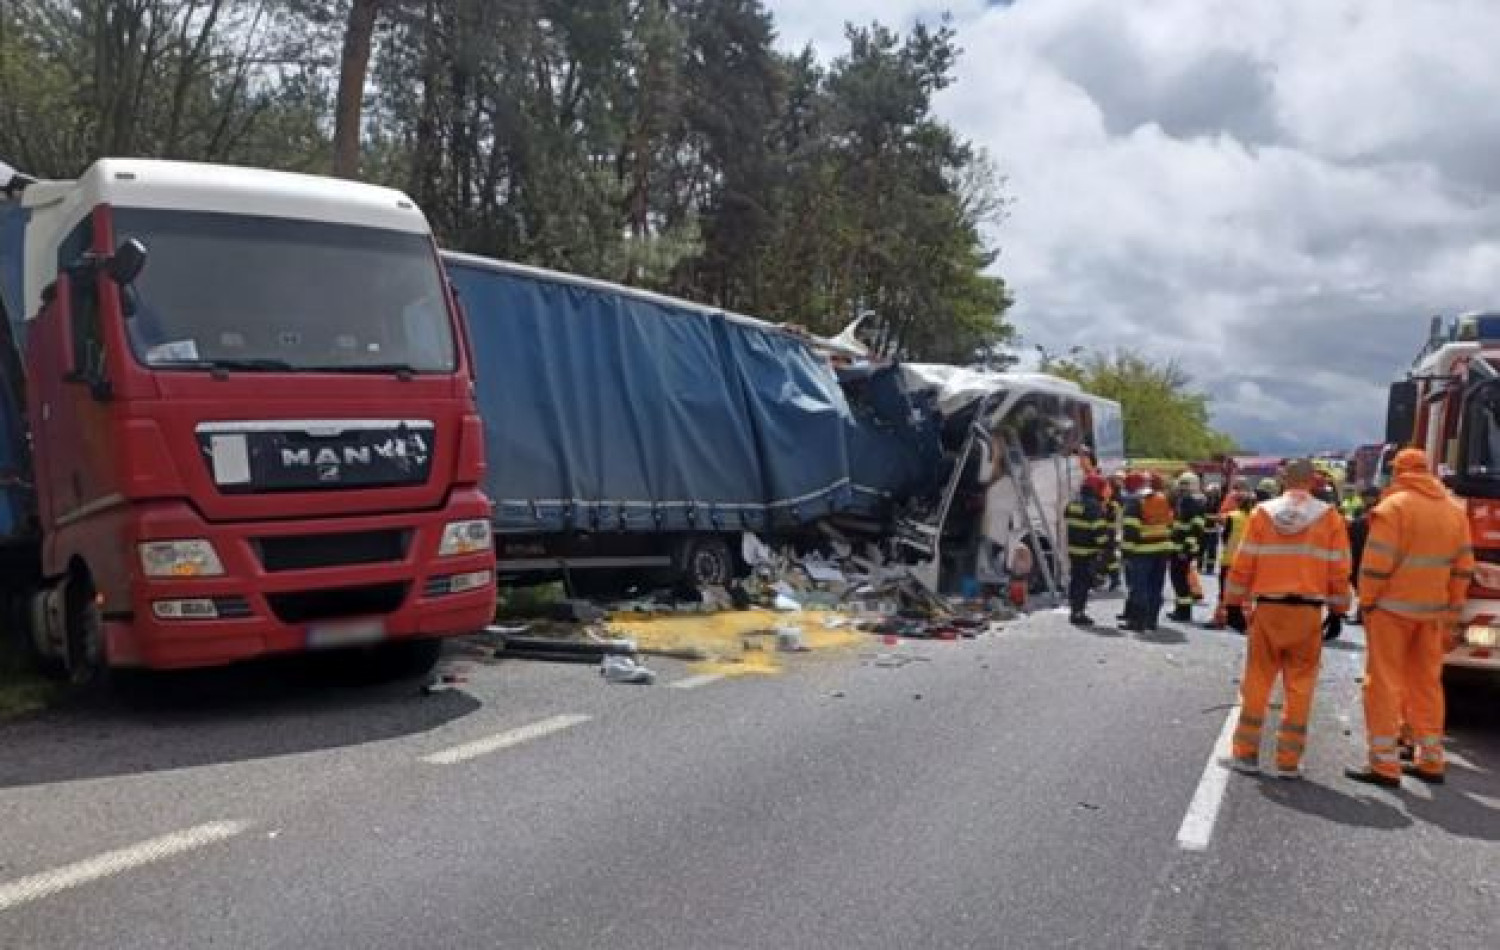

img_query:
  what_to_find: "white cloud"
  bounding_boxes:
[765,0,1500,453]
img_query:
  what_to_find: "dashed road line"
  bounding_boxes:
[669,673,727,690]
[1175,704,1241,852]
[0,820,252,913]
[421,714,591,765]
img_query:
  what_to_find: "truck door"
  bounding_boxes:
[27,213,127,578]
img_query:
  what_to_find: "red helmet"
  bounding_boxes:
[1123,471,1147,492]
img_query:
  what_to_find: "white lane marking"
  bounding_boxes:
[669,673,726,690]
[1446,749,1477,770]
[421,714,591,765]
[0,820,251,913]
[1175,705,1241,852]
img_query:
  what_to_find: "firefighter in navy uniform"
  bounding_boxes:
[1119,472,1176,632]
[1064,475,1112,626]
[1102,475,1125,592]
[1169,472,1208,622]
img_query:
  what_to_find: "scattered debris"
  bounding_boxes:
[550,599,607,623]
[774,625,809,652]
[601,654,657,684]
[494,631,636,664]
[421,666,470,695]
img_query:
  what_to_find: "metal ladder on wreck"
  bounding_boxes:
[995,429,1064,605]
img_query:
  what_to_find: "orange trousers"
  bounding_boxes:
[1231,603,1323,769]
[1363,610,1448,779]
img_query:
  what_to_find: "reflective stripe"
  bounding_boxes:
[1401,553,1456,569]
[1235,542,1346,562]
[1224,580,1249,596]
[1371,751,1400,764]
[1417,748,1445,762]
[1374,599,1451,615]
[1280,722,1307,735]
[1414,734,1443,745]
[1369,735,1398,746]
[1276,739,1305,753]
[1360,568,1393,580]
[1327,593,1351,606]
[1238,714,1263,727]
[1366,540,1399,557]
[1453,569,1475,580]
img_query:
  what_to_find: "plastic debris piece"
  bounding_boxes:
[775,626,807,652]
[773,593,802,612]
[601,654,657,685]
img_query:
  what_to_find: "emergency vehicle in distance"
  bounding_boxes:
[1385,311,1500,674]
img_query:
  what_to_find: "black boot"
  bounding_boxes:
[1169,607,1192,622]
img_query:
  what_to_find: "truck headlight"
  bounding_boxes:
[139,540,225,577]
[438,519,491,556]
[1464,625,1500,648]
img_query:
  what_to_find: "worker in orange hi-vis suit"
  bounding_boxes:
[1345,448,1474,789]
[1221,458,1352,779]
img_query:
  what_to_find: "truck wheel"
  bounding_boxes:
[63,573,110,688]
[680,537,734,588]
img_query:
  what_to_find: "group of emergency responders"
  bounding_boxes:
[1063,450,1471,788]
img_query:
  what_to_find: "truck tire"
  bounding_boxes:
[63,572,110,688]
[679,537,735,588]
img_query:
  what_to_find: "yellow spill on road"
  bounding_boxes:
[609,608,865,677]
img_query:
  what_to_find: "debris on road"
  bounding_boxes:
[601,655,657,685]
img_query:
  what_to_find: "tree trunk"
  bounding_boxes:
[333,0,382,179]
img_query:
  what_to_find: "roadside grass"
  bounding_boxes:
[0,633,61,720]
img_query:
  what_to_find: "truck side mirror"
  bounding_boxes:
[106,238,147,286]
[1386,380,1418,445]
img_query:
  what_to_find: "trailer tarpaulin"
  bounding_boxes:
[0,201,31,539]
[444,254,857,534]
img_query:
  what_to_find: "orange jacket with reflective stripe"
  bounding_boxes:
[1356,472,1474,621]
[1224,492,1351,608]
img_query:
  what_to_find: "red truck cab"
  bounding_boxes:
[5,159,494,680]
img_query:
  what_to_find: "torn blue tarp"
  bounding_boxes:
[837,363,944,515]
[0,200,33,540]
[444,253,860,534]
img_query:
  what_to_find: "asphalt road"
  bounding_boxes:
[1,596,1496,949]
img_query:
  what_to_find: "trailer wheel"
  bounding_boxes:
[1,588,65,680]
[680,537,734,588]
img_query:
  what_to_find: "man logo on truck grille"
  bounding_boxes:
[280,436,430,471]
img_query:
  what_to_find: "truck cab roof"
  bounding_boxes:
[8,159,431,325]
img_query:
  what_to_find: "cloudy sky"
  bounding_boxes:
[764,0,1500,453]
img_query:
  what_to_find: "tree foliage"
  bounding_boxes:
[1041,347,1238,459]
[0,0,1013,361]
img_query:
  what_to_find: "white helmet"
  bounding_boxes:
[1176,472,1201,491]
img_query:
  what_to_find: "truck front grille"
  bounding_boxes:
[254,530,410,573]
[266,582,408,624]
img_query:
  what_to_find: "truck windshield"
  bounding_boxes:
[112,209,455,373]
[1459,379,1500,496]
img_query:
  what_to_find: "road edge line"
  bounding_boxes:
[1175,704,1241,852]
